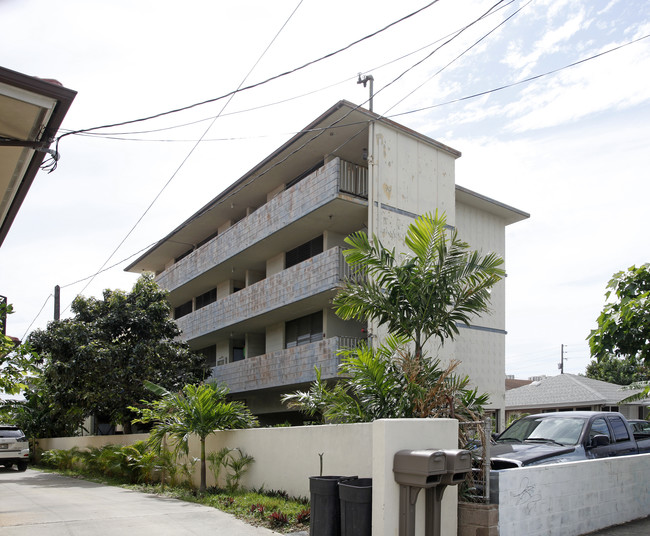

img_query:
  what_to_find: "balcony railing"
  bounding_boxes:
[209,336,365,394]
[158,158,368,294]
[339,160,368,198]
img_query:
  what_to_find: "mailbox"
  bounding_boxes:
[439,449,471,485]
[393,449,447,488]
[393,449,471,536]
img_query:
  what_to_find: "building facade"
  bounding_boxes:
[126,101,528,425]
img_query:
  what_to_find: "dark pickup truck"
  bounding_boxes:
[490,411,650,469]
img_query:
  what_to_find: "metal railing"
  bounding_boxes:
[339,160,368,198]
[339,248,366,283]
[459,418,492,503]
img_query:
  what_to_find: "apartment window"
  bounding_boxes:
[198,345,217,368]
[195,288,217,310]
[174,300,192,319]
[286,311,323,348]
[286,235,323,269]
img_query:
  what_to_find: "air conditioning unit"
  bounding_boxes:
[216,356,228,366]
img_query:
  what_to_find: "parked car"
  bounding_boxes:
[490,411,650,469]
[0,425,29,471]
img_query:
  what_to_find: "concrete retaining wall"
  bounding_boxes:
[493,454,650,535]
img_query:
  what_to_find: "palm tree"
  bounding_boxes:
[333,210,505,359]
[131,381,257,493]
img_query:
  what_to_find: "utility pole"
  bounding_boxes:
[558,344,566,374]
[54,285,60,321]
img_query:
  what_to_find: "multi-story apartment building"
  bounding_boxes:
[126,101,528,426]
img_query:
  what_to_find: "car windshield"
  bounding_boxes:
[498,416,585,446]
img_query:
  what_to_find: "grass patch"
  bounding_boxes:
[32,465,309,533]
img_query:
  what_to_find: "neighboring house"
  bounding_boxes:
[505,376,534,390]
[0,66,76,248]
[126,100,528,425]
[505,373,649,421]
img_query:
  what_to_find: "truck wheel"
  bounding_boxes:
[16,462,28,472]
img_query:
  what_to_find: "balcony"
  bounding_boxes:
[157,157,367,295]
[209,336,363,394]
[175,247,347,342]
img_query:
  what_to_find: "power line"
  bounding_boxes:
[48,12,649,320]
[20,294,52,341]
[54,0,441,144]
[58,1,514,141]
[384,0,528,114]
[59,0,306,317]
[390,33,650,119]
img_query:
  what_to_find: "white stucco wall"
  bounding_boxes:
[494,454,650,536]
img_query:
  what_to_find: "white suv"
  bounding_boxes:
[0,425,29,471]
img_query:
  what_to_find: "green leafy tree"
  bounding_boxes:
[131,381,258,493]
[28,275,207,433]
[283,335,488,424]
[588,263,650,364]
[585,353,650,386]
[0,302,39,395]
[333,211,505,359]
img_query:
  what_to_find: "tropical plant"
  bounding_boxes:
[283,335,488,424]
[333,210,504,359]
[130,381,258,492]
[40,447,80,470]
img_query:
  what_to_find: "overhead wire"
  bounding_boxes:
[390,33,650,119]
[58,0,515,141]
[59,0,306,317]
[45,5,648,325]
[53,0,441,145]
[383,0,530,114]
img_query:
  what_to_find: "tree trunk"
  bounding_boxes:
[200,438,206,492]
[122,420,132,435]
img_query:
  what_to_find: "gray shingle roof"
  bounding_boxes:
[505,374,645,410]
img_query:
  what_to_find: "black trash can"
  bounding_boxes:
[338,478,372,536]
[310,476,354,536]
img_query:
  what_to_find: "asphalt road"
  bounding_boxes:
[0,468,281,535]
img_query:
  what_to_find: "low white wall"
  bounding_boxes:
[38,419,459,536]
[494,453,650,536]
[38,434,150,452]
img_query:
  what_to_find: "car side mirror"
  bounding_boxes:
[589,434,610,447]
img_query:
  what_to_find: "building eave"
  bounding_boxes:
[0,66,77,247]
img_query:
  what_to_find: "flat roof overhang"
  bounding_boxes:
[0,66,77,247]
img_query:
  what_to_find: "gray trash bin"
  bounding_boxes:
[310,476,353,536]
[339,478,372,536]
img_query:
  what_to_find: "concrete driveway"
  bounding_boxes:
[0,468,281,535]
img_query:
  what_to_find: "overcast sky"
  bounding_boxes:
[1,0,648,380]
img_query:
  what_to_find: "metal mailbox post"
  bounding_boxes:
[393,449,471,536]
